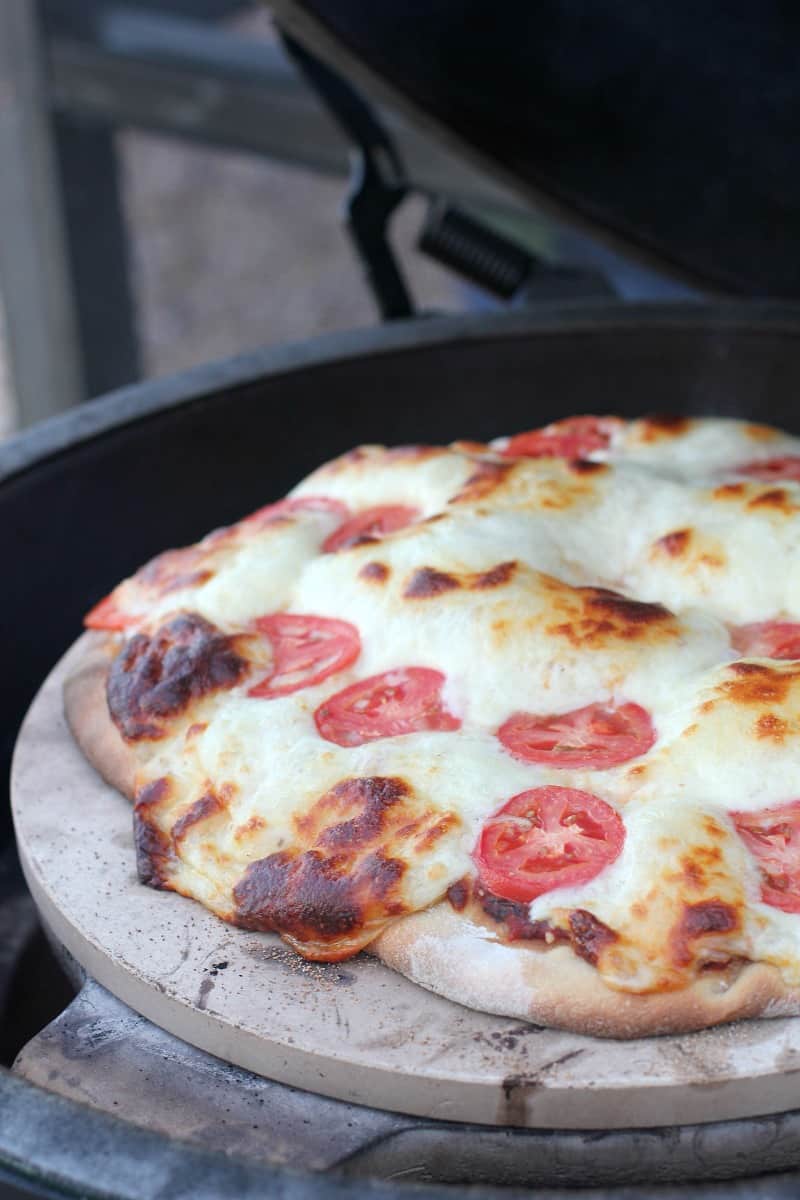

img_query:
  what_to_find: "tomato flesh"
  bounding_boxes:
[476,786,625,903]
[731,800,800,913]
[731,621,800,660]
[314,667,461,746]
[84,592,134,631]
[736,456,800,483]
[497,701,655,769]
[501,416,619,460]
[249,614,360,698]
[323,505,420,553]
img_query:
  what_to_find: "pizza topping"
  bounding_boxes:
[108,613,250,740]
[568,909,619,966]
[241,494,348,530]
[735,456,800,483]
[248,614,360,699]
[477,886,569,944]
[85,593,134,631]
[233,776,457,959]
[322,505,420,552]
[731,800,800,912]
[498,702,656,769]
[314,668,461,747]
[475,787,625,903]
[671,900,740,967]
[501,416,619,460]
[731,621,800,660]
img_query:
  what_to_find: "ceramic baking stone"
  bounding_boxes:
[13,641,800,1130]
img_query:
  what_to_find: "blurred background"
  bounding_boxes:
[0,0,696,443]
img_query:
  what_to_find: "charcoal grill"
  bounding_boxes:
[8,3,800,1195]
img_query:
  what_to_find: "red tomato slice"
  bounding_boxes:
[322,505,420,553]
[497,701,656,769]
[249,614,360,698]
[731,621,800,660]
[242,495,348,530]
[731,801,800,913]
[736,456,800,483]
[314,667,461,746]
[501,416,620,460]
[475,786,625,903]
[84,592,134,631]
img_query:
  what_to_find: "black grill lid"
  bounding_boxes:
[272,1,800,298]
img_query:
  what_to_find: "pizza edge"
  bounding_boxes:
[63,633,800,1040]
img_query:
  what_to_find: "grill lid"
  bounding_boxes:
[271,1,800,298]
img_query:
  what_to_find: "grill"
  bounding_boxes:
[6,310,800,1198]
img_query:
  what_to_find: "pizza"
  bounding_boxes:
[64,413,800,1038]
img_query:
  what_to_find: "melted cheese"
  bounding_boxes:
[99,416,800,991]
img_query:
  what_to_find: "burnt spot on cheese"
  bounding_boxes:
[234,814,267,842]
[107,613,250,741]
[172,790,227,845]
[359,561,390,583]
[747,488,797,514]
[478,887,568,945]
[233,847,406,958]
[404,567,460,598]
[450,459,513,503]
[185,722,208,741]
[568,458,608,475]
[712,482,746,501]
[637,414,692,442]
[137,545,214,595]
[671,900,739,968]
[133,777,174,888]
[471,561,517,589]
[233,777,458,959]
[654,528,691,558]
[755,712,789,741]
[446,877,471,911]
[547,585,675,649]
[717,661,800,707]
[568,909,618,965]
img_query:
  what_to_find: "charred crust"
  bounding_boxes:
[585,588,672,625]
[359,561,390,583]
[654,529,691,557]
[133,777,173,888]
[568,909,618,965]
[747,488,796,513]
[404,567,460,598]
[107,613,249,741]
[671,900,739,968]
[720,661,800,705]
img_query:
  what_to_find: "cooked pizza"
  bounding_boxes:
[64,414,800,1037]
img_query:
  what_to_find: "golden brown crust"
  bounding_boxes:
[63,631,137,800]
[372,904,800,1039]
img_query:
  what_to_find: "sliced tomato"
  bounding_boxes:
[497,701,655,770]
[242,495,348,530]
[314,667,461,746]
[736,456,800,483]
[731,801,800,913]
[249,614,360,698]
[731,621,800,660]
[84,592,134,631]
[322,505,420,553]
[501,416,619,460]
[475,786,625,903]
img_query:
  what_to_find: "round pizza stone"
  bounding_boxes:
[12,640,800,1130]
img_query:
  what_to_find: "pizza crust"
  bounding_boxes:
[372,904,800,1039]
[63,632,137,801]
